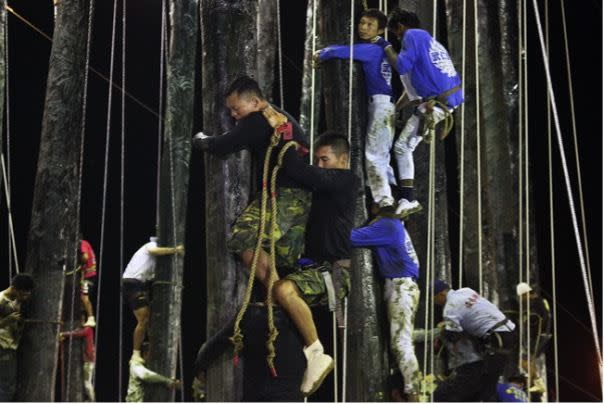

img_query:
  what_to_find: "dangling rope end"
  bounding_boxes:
[233,354,240,368]
[269,366,278,378]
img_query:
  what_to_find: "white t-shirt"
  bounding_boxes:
[122,241,158,282]
[443,288,515,338]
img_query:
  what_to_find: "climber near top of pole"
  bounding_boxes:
[313,9,421,218]
[382,8,464,213]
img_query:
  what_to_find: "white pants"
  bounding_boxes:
[385,277,421,395]
[84,361,96,401]
[365,95,396,207]
[394,103,447,181]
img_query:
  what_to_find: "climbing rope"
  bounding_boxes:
[92,0,118,393]
[473,0,483,296]
[516,0,525,375]
[522,0,532,390]
[546,1,559,398]
[531,0,604,386]
[0,150,18,275]
[65,0,95,397]
[457,0,467,289]
[276,0,284,109]
[560,0,595,305]
[119,0,127,399]
[308,0,317,163]
[4,7,14,279]
[230,107,300,376]
[347,0,354,148]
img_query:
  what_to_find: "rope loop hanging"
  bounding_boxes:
[230,106,303,377]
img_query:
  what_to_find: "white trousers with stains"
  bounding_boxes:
[365,95,396,207]
[385,277,421,395]
[394,103,447,182]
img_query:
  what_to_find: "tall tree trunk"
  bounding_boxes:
[200,0,276,400]
[319,1,390,400]
[145,0,198,401]
[16,0,90,400]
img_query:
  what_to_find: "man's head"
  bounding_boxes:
[508,374,527,389]
[387,8,420,39]
[10,273,34,302]
[433,279,450,306]
[313,131,350,169]
[225,76,267,121]
[358,9,387,41]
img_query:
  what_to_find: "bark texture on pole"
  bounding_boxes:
[16,0,90,400]
[319,1,389,400]
[145,0,198,401]
[200,0,276,400]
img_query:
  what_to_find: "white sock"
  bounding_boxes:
[132,350,141,359]
[87,316,94,322]
[304,339,323,355]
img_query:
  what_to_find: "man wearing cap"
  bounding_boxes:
[432,280,516,401]
[122,237,184,362]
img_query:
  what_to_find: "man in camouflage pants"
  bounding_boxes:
[350,212,422,401]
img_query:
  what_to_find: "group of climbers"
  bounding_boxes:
[0,5,550,403]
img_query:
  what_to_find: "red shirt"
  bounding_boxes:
[63,326,95,362]
[80,240,97,279]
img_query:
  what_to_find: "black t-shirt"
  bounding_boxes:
[205,106,309,190]
[282,156,361,263]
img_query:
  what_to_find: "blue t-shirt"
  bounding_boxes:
[319,43,393,97]
[496,383,528,402]
[350,217,419,279]
[397,29,464,108]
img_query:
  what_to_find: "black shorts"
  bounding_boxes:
[122,278,150,311]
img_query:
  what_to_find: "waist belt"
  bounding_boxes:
[484,317,512,337]
[428,85,461,105]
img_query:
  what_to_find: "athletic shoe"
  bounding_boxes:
[300,342,334,396]
[396,198,422,218]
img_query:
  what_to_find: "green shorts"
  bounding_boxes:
[285,265,351,306]
[227,187,311,269]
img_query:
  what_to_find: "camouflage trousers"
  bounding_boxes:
[365,96,397,207]
[385,277,421,395]
[227,188,311,269]
[285,262,351,306]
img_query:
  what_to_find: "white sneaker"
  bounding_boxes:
[396,198,422,218]
[300,341,334,396]
[84,316,96,327]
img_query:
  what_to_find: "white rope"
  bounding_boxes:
[383,0,388,41]
[332,311,338,402]
[429,140,437,403]
[276,0,284,109]
[4,9,14,279]
[346,0,354,146]
[516,0,524,375]
[530,0,604,386]
[432,0,437,37]
[119,0,127,399]
[559,0,595,304]
[342,297,348,403]
[522,0,531,390]
[0,153,18,274]
[473,0,482,295]
[545,2,559,399]
[457,0,467,288]
[309,0,317,163]
[93,0,118,392]
[66,0,95,396]
[155,0,166,232]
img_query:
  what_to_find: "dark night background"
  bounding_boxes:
[0,0,601,401]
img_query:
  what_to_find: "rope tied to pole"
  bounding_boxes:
[230,105,304,376]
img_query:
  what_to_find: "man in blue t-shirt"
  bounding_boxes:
[350,210,422,401]
[315,9,419,218]
[384,9,464,213]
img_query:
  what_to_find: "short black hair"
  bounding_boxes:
[12,273,34,291]
[314,131,350,157]
[225,75,265,100]
[360,8,387,30]
[387,8,421,31]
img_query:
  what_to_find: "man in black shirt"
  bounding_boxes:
[194,76,311,286]
[274,132,361,396]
